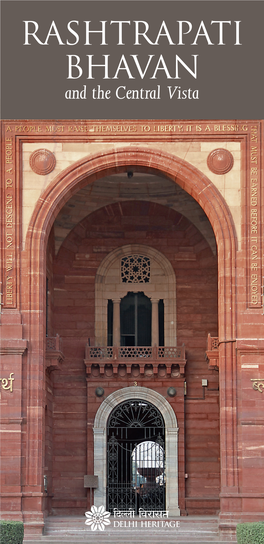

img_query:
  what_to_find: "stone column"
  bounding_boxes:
[93,428,106,508]
[112,298,121,346]
[166,426,180,516]
[151,298,159,346]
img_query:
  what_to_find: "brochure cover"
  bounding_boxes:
[0,1,263,542]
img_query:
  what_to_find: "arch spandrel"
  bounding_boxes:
[94,386,178,429]
[23,139,241,253]
[25,146,238,258]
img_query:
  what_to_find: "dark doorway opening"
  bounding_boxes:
[120,292,151,346]
[107,399,166,514]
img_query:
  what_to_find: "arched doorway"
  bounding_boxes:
[93,386,180,516]
[22,145,237,527]
[107,398,165,513]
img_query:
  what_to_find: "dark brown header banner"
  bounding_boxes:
[1,1,264,119]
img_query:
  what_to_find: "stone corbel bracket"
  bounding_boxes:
[45,335,64,372]
[206,333,219,370]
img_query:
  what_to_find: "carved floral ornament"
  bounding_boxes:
[207,148,234,175]
[29,149,56,175]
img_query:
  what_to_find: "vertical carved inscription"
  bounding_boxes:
[248,125,261,308]
[4,127,16,307]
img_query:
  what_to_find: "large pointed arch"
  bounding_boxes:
[21,146,238,510]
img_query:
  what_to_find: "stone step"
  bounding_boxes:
[44,530,220,536]
[23,515,237,543]
[44,528,220,535]
[44,522,220,529]
[25,536,236,544]
[23,535,237,544]
[43,516,219,532]
[25,538,237,544]
[43,515,219,524]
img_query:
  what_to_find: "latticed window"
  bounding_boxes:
[121,255,150,283]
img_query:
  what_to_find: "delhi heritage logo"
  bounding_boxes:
[85,505,111,531]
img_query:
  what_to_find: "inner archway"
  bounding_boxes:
[107,398,165,513]
[93,386,180,516]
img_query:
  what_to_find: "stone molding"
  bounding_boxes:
[0,339,28,355]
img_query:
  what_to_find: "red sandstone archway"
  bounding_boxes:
[21,147,238,529]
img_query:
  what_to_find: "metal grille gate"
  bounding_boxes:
[107,399,166,514]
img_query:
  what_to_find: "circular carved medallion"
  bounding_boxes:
[29,149,56,175]
[167,387,177,397]
[95,387,104,397]
[207,148,234,175]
